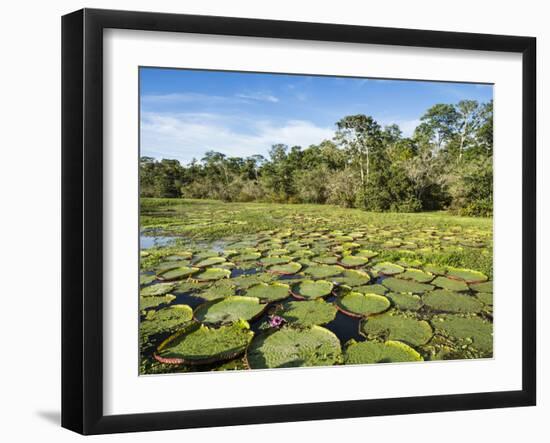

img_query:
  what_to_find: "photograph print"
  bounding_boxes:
[139,67,494,375]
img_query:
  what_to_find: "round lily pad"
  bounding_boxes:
[344,340,423,364]
[371,262,405,276]
[193,256,226,268]
[259,256,293,266]
[446,267,488,283]
[232,252,262,262]
[304,264,344,279]
[157,266,200,281]
[361,312,433,346]
[355,249,378,258]
[156,320,254,365]
[267,262,302,275]
[386,292,424,311]
[339,255,369,268]
[381,277,434,294]
[279,300,337,327]
[291,280,334,300]
[140,282,177,297]
[423,264,447,275]
[140,304,194,340]
[245,282,290,302]
[431,314,493,353]
[336,292,391,318]
[140,273,156,286]
[398,269,434,283]
[332,269,371,287]
[469,281,493,293]
[246,326,342,369]
[195,281,236,301]
[139,294,176,311]
[194,296,266,325]
[312,255,340,265]
[165,252,193,261]
[423,290,484,313]
[432,276,469,292]
[195,268,231,282]
[354,284,387,295]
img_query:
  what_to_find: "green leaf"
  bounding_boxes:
[446,267,488,283]
[423,290,484,313]
[339,255,369,268]
[381,277,434,294]
[194,296,266,325]
[304,264,344,279]
[267,262,302,275]
[332,269,371,287]
[344,340,423,364]
[386,292,424,311]
[336,292,390,317]
[361,312,433,346]
[246,326,342,369]
[432,276,469,292]
[398,268,434,283]
[431,314,493,353]
[291,280,334,300]
[139,294,176,311]
[140,282,177,297]
[279,300,337,327]
[193,256,226,268]
[157,320,254,365]
[245,282,290,302]
[157,266,200,281]
[195,268,232,281]
[371,262,405,276]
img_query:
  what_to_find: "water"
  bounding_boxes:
[140,234,178,249]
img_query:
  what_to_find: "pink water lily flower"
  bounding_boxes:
[268,315,285,328]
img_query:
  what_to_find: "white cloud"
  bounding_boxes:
[235,92,279,103]
[141,112,334,163]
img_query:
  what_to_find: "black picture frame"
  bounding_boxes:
[62,8,536,435]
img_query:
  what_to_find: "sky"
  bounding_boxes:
[140,67,493,165]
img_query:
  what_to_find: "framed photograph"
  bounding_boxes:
[62,8,536,435]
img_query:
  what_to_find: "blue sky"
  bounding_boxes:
[140,67,493,164]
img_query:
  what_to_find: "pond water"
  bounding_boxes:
[140,233,178,249]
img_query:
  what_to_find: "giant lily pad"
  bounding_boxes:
[140,304,194,340]
[194,296,265,325]
[193,256,226,268]
[140,282,177,297]
[279,300,337,327]
[431,314,493,353]
[140,273,156,286]
[246,326,342,369]
[267,262,302,275]
[446,267,488,283]
[333,269,371,287]
[232,252,262,262]
[355,249,378,258]
[423,290,484,313]
[312,255,340,265]
[195,281,236,301]
[335,292,390,318]
[432,276,469,292]
[195,268,231,282]
[354,284,387,295]
[469,281,493,293]
[398,269,434,283]
[339,255,369,268]
[386,292,424,311]
[259,256,293,266]
[371,262,405,276]
[304,264,344,279]
[291,280,334,300]
[157,266,200,281]
[476,292,493,305]
[344,340,423,364]
[245,282,290,302]
[361,312,433,346]
[139,294,176,311]
[381,277,434,294]
[156,320,254,365]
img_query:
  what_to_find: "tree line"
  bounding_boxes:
[140,99,493,216]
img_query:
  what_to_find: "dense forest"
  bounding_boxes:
[140,100,493,216]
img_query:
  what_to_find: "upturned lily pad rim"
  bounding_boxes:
[154,321,253,365]
[194,267,232,282]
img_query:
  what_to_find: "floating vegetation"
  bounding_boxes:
[140,199,493,374]
[194,268,231,281]
[386,292,424,311]
[267,261,302,275]
[194,296,265,324]
[156,320,254,365]
[381,277,434,294]
[335,292,391,317]
[432,276,469,292]
[361,312,433,346]
[140,282,177,297]
[157,266,200,281]
[246,326,342,369]
[278,300,337,327]
[431,314,493,354]
[423,290,484,313]
[371,262,405,276]
[344,340,423,364]
[291,280,334,300]
[304,264,344,279]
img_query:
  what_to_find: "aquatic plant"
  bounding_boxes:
[361,312,433,346]
[157,266,200,281]
[386,292,424,311]
[194,296,265,324]
[431,314,493,353]
[140,282,177,297]
[371,262,405,276]
[332,269,371,287]
[381,277,434,294]
[194,267,231,282]
[291,280,334,300]
[246,326,342,369]
[267,261,302,275]
[304,264,344,279]
[335,292,391,318]
[278,299,337,326]
[423,290,484,313]
[432,276,469,292]
[244,282,290,302]
[344,339,423,364]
